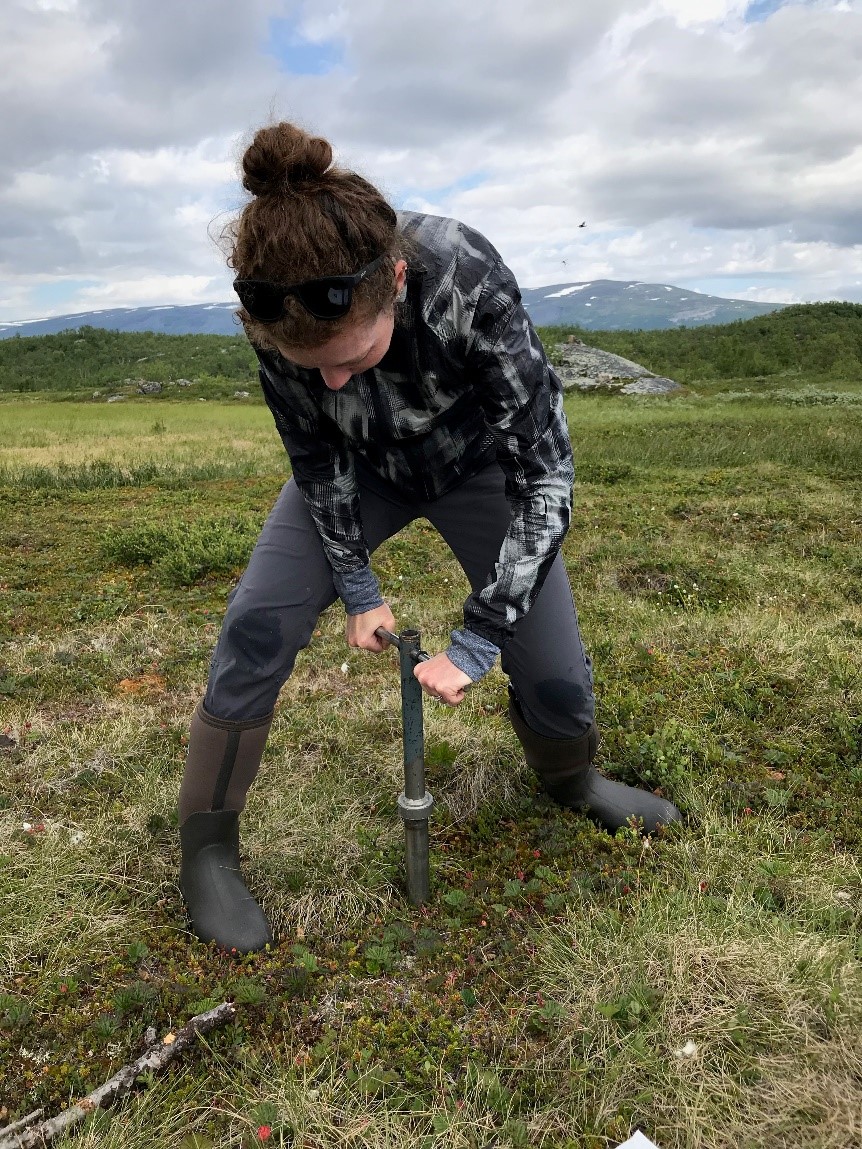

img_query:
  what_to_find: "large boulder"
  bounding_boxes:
[553,337,681,395]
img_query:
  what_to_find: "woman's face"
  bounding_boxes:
[275,308,395,391]
[274,259,406,391]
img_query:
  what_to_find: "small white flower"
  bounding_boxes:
[340,662,349,675]
[22,822,32,832]
[673,1040,699,1059]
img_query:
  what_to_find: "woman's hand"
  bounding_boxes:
[346,603,397,652]
[414,653,472,706]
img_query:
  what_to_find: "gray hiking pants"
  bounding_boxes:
[204,462,595,740]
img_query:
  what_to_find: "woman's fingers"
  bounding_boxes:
[413,653,472,706]
[345,603,397,650]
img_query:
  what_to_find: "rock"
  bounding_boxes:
[233,390,250,399]
[175,378,193,387]
[137,381,163,395]
[620,376,681,395]
[106,394,125,402]
[553,342,682,396]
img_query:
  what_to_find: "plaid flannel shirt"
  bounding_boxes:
[255,210,574,680]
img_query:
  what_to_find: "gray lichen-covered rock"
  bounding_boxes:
[619,376,681,395]
[552,338,682,395]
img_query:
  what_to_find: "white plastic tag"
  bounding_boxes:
[615,1133,661,1149]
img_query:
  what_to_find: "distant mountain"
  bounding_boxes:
[0,280,787,339]
[520,279,786,329]
[0,302,241,340]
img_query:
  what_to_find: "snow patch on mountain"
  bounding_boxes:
[544,283,592,298]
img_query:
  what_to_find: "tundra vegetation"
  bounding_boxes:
[1,308,861,1149]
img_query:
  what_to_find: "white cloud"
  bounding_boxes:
[652,0,749,25]
[105,146,235,189]
[1,0,862,318]
[29,0,81,10]
[736,285,805,302]
[76,274,224,308]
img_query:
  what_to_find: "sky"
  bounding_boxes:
[1,0,861,321]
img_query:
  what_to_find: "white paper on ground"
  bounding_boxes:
[615,1132,661,1149]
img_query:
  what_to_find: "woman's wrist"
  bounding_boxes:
[334,566,384,614]
[447,627,500,681]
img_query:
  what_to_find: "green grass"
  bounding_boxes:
[1,388,861,1148]
[0,402,282,489]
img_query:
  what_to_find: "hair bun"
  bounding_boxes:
[241,122,333,197]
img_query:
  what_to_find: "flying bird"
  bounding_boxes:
[578,221,586,228]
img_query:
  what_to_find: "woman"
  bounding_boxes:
[179,122,680,953]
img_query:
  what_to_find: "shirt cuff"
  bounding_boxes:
[446,627,501,682]
[333,566,385,615]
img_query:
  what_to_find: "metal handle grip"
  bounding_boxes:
[375,627,430,663]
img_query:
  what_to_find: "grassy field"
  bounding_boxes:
[1,378,861,1148]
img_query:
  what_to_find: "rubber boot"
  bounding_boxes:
[508,690,681,833]
[178,703,275,952]
[180,810,273,952]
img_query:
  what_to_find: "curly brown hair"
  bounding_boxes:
[224,122,408,350]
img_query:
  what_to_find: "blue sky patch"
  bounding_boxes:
[266,17,345,75]
[393,170,489,212]
[744,0,792,23]
[433,171,489,198]
[16,280,98,319]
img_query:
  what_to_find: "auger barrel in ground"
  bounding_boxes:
[376,626,434,905]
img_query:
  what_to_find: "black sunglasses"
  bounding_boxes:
[233,254,387,322]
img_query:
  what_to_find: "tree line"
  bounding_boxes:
[0,326,259,395]
[2,302,862,394]
[542,302,862,383]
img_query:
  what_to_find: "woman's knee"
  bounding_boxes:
[205,604,321,720]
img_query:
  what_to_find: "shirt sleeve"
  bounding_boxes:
[257,354,384,615]
[450,256,574,668]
